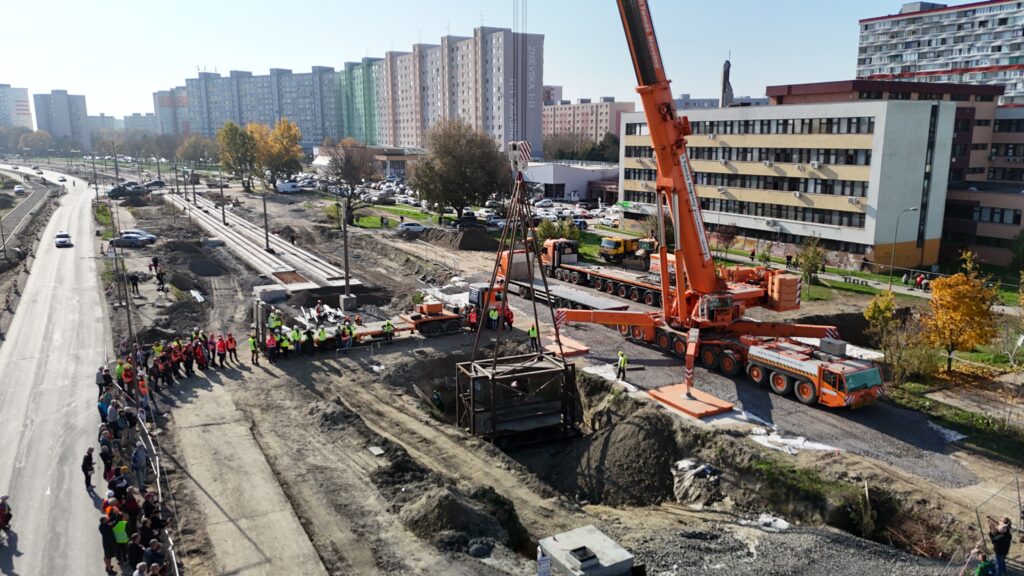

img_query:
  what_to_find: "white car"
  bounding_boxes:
[12,185,24,194]
[397,222,426,233]
[573,208,590,217]
[57,176,66,182]
[535,198,553,208]
[600,217,621,228]
[122,229,157,244]
[54,231,72,248]
[477,208,495,218]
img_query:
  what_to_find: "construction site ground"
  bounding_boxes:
[103,187,1024,575]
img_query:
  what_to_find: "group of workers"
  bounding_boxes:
[259,306,396,363]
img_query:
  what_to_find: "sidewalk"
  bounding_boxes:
[715,251,1021,317]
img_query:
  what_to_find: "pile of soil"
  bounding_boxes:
[187,257,226,277]
[421,228,498,252]
[398,486,508,552]
[120,196,153,207]
[168,272,207,293]
[163,240,202,255]
[154,301,207,335]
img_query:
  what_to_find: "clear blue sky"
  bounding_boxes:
[4,0,907,118]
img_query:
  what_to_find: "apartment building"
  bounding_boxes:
[338,27,545,153]
[153,87,190,136]
[618,101,955,267]
[542,97,635,141]
[858,1,1024,103]
[186,67,343,148]
[88,113,117,135]
[543,85,563,105]
[0,85,32,129]
[123,112,158,133]
[33,90,91,150]
[675,93,769,110]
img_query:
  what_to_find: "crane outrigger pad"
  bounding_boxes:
[648,384,734,419]
[541,334,589,357]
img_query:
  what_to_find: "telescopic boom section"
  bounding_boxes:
[617,0,721,298]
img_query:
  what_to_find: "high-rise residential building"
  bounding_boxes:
[338,26,545,153]
[153,87,190,136]
[186,66,343,148]
[674,93,769,110]
[618,100,955,268]
[543,85,563,105]
[542,97,636,141]
[0,85,32,129]
[88,113,117,134]
[858,1,1024,103]
[33,90,91,150]
[123,112,158,133]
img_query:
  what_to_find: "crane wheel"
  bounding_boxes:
[443,319,463,334]
[747,364,768,386]
[642,291,656,306]
[616,285,627,298]
[521,287,533,300]
[671,336,686,357]
[795,381,818,405]
[720,351,742,377]
[656,333,671,350]
[593,278,603,291]
[628,287,640,302]
[419,322,442,337]
[769,372,793,395]
[700,347,720,370]
[570,271,580,284]
[605,282,616,294]
[630,326,644,340]
[618,324,631,337]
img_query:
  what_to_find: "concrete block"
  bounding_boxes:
[538,525,633,576]
[339,294,358,311]
[253,285,288,303]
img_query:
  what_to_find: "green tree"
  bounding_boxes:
[325,143,377,225]
[250,119,303,186]
[585,132,620,162]
[217,121,258,192]
[924,251,998,371]
[18,130,53,154]
[0,126,31,153]
[797,235,825,296]
[412,119,509,220]
[1011,228,1024,270]
[534,219,581,245]
[715,224,739,256]
[176,135,217,166]
[543,132,593,161]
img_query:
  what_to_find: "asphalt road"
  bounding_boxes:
[0,166,106,573]
[0,169,53,250]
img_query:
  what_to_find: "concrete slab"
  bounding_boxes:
[648,384,734,419]
[253,285,288,303]
[538,524,633,576]
[543,334,589,357]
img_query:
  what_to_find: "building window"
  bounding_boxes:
[977,94,996,102]
[975,119,992,126]
[949,93,970,101]
[889,92,911,100]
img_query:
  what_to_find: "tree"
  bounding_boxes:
[250,119,303,186]
[217,121,258,192]
[412,119,509,220]
[321,137,336,148]
[324,144,377,225]
[176,135,217,166]
[1011,229,1024,270]
[865,294,935,386]
[715,224,739,255]
[534,219,581,245]
[543,132,594,161]
[586,132,620,162]
[0,126,30,153]
[923,251,998,371]
[18,130,53,154]
[797,235,825,296]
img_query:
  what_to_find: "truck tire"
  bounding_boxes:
[720,351,742,377]
[671,336,686,358]
[628,287,640,302]
[769,372,793,395]
[593,278,603,291]
[443,319,463,334]
[419,322,442,337]
[630,326,644,340]
[656,332,671,350]
[794,380,818,405]
[643,291,657,306]
[605,281,615,294]
[747,364,768,386]
[616,284,628,298]
[570,271,580,284]
[700,346,720,370]
[618,324,631,337]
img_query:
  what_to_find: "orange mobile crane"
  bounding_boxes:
[556,0,884,416]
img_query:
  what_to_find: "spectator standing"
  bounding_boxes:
[99,516,118,575]
[226,332,238,363]
[129,273,141,296]
[82,447,95,490]
[988,516,1013,576]
[131,442,150,490]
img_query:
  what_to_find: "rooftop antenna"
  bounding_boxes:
[446,19,451,36]
[480,10,485,26]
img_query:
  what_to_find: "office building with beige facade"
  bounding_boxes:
[618,100,955,267]
[542,97,635,141]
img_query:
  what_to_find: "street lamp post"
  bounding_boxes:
[262,191,271,251]
[888,207,919,291]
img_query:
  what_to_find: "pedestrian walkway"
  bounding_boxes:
[172,380,328,575]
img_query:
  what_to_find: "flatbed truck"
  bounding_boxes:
[539,239,675,307]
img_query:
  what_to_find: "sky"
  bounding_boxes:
[2,0,909,119]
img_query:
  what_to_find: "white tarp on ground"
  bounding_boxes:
[748,427,839,455]
[928,421,968,442]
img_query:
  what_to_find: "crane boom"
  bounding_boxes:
[617,0,719,304]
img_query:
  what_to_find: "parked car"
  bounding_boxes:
[121,229,157,244]
[54,231,72,248]
[57,176,66,182]
[571,218,589,230]
[110,233,147,248]
[484,199,503,209]
[397,222,427,233]
[276,181,301,193]
[477,208,495,219]
[599,217,621,228]
[144,180,166,188]
[535,198,553,208]
[12,185,24,194]
[490,219,507,229]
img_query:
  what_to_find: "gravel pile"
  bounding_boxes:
[421,228,498,251]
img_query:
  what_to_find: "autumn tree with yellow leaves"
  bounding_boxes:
[248,119,303,188]
[922,251,997,371]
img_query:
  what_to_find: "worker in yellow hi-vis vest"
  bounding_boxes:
[617,350,628,381]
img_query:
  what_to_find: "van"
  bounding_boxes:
[276,181,301,193]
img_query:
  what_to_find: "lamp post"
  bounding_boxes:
[888,207,919,291]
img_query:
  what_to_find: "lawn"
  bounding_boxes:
[578,232,604,262]
[94,203,115,239]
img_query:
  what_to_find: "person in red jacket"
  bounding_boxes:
[194,342,207,371]
[215,336,227,368]
[265,332,277,364]
[225,333,238,363]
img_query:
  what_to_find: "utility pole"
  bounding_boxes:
[0,215,8,260]
[342,199,350,296]
[262,191,271,251]
[91,154,100,212]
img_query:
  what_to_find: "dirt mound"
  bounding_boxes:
[399,486,507,552]
[155,301,207,335]
[421,228,498,251]
[120,195,152,207]
[395,229,422,240]
[136,326,178,346]
[188,257,226,277]
[163,240,202,255]
[308,400,350,431]
[801,312,872,347]
[168,272,207,293]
